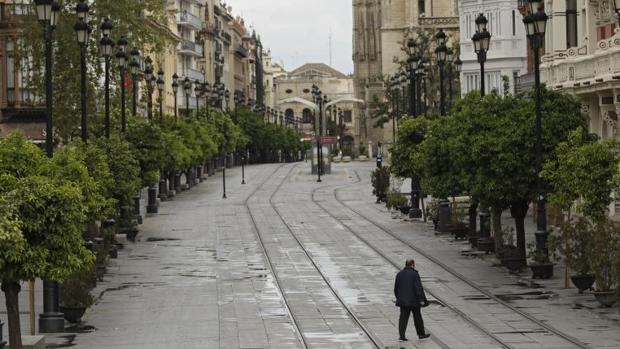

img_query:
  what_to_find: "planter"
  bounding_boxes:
[529,263,554,279]
[570,274,595,294]
[593,291,617,307]
[0,320,5,349]
[60,306,86,323]
[96,265,106,281]
[108,246,118,259]
[477,237,495,253]
[398,206,411,215]
[501,257,526,272]
[449,224,470,240]
[432,219,438,231]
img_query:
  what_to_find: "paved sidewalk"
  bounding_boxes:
[338,162,620,349]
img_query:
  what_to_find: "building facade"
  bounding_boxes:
[352,0,459,152]
[458,0,528,96]
[275,63,362,155]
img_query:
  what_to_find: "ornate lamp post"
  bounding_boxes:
[472,13,491,96]
[435,29,448,116]
[446,47,454,110]
[454,56,463,99]
[34,0,63,334]
[100,18,114,138]
[74,0,90,141]
[203,81,211,116]
[157,69,164,120]
[183,77,192,117]
[116,37,128,131]
[129,47,141,116]
[172,73,179,118]
[406,38,420,117]
[225,89,231,112]
[144,57,153,119]
[311,84,325,182]
[523,0,549,254]
[195,79,202,111]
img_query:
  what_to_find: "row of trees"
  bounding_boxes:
[390,87,620,295]
[0,106,306,348]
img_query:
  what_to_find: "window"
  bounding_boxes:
[343,110,352,123]
[302,108,313,123]
[512,71,520,95]
[512,10,516,36]
[418,0,425,16]
[6,40,15,105]
[566,0,577,48]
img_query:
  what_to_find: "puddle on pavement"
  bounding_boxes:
[46,334,76,348]
[146,237,181,242]
[65,324,96,333]
[495,290,556,302]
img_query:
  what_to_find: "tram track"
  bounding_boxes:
[310,167,590,349]
[244,164,382,349]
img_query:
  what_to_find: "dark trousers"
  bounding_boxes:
[399,306,425,339]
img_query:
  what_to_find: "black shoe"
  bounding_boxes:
[399,337,408,341]
[419,334,431,339]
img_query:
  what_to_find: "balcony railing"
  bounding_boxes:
[235,45,248,58]
[541,35,620,90]
[177,11,203,30]
[178,40,204,57]
[177,67,204,82]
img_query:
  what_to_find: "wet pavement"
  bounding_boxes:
[2,161,620,348]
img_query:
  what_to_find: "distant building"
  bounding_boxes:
[352,0,459,153]
[274,63,362,155]
[458,0,528,96]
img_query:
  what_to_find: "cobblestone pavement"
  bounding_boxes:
[3,161,620,349]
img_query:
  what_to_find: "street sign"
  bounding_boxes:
[317,136,337,144]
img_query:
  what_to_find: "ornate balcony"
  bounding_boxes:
[177,11,203,30]
[178,40,204,57]
[177,67,204,83]
[540,34,620,92]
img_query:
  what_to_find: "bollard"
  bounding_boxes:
[132,194,142,224]
[158,178,168,201]
[376,154,383,169]
[146,185,158,214]
[438,199,451,232]
[167,172,176,199]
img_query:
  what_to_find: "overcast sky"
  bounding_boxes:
[230,0,353,75]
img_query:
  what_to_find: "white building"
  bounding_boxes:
[459,0,528,95]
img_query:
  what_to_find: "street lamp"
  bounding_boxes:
[523,0,549,255]
[312,84,324,182]
[144,57,153,119]
[446,47,455,110]
[99,18,114,138]
[35,0,64,334]
[225,89,230,112]
[203,82,211,116]
[129,47,141,116]
[435,29,447,116]
[74,0,90,142]
[183,77,192,118]
[157,69,164,120]
[195,79,202,111]
[116,37,128,131]
[172,73,179,118]
[406,38,420,117]
[472,13,491,96]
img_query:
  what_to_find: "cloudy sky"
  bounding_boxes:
[229,0,353,75]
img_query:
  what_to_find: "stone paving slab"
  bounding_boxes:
[333,162,620,349]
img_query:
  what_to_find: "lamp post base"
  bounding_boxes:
[39,313,65,333]
[146,186,159,214]
[409,208,423,219]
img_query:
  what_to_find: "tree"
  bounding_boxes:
[21,0,171,142]
[0,133,94,349]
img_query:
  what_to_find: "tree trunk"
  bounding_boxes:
[1,280,23,349]
[510,200,530,264]
[492,206,503,252]
[469,199,478,237]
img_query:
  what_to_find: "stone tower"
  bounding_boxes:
[353,0,459,153]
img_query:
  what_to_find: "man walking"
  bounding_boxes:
[394,259,430,341]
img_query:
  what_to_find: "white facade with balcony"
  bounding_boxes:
[174,0,205,114]
[540,0,620,215]
[458,0,528,96]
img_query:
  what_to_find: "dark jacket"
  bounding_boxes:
[394,267,427,307]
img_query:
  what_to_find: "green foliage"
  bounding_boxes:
[126,118,166,186]
[386,191,408,210]
[21,0,171,142]
[558,217,594,276]
[60,268,95,308]
[371,167,391,201]
[590,219,620,291]
[527,232,561,265]
[46,142,115,223]
[542,128,620,223]
[0,197,26,282]
[0,133,48,177]
[94,136,141,207]
[390,117,429,180]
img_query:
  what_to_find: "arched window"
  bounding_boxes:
[285,108,295,119]
[302,108,314,124]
